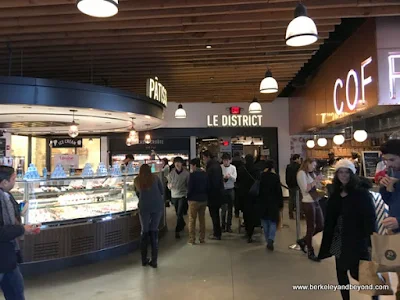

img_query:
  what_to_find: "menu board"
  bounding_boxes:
[362,151,381,179]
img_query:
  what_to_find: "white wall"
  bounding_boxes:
[163,100,291,193]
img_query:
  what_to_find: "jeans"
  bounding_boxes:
[188,201,207,243]
[261,219,277,242]
[302,201,324,250]
[221,189,234,228]
[139,211,163,233]
[0,267,25,300]
[288,188,298,216]
[209,205,222,238]
[172,197,187,233]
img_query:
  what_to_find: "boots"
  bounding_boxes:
[140,233,150,266]
[267,239,274,251]
[307,248,320,262]
[297,238,307,253]
[149,231,159,268]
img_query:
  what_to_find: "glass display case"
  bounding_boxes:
[11,175,139,226]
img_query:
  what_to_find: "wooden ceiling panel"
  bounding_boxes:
[0,0,398,103]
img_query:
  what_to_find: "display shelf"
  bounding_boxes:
[28,187,122,198]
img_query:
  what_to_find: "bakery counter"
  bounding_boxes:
[12,173,167,276]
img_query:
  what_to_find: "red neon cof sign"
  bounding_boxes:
[230,106,241,115]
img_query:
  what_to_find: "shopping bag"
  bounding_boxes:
[358,260,393,296]
[249,180,260,197]
[371,233,400,272]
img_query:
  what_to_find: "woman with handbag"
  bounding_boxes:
[296,158,324,261]
[318,160,377,300]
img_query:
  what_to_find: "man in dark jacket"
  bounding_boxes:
[231,152,243,217]
[0,166,39,300]
[202,151,224,240]
[285,154,301,219]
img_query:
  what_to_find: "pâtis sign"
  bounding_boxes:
[207,115,262,127]
[51,138,83,148]
[146,77,168,107]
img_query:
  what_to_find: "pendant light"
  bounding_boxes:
[317,137,328,147]
[306,140,315,149]
[333,134,345,146]
[260,69,278,94]
[354,130,368,143]
[77,0,119,18]
[68,110,79,138]
[175,104,187,119]
[249,97,262,114]
[285,2,318,47]
[127,118,139,146]
[144,124,151,145]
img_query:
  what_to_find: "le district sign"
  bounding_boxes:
[146,77,168,107]
[207,114,263,127]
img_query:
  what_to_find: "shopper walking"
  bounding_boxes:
[231,152,243,218]
[221,153,237,233]
[0,166,41,300]
[134,164,164,268]
[379,139,400,299]
[296,158,324,262]
[167,157,190,239]
[202,150,224,240]
[285,154,301,220]
[318,160,377,300]
[187,158,208,245]
[237,154,258,243]
[258,160,283,251]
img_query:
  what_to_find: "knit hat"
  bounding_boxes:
[335,159,356,174]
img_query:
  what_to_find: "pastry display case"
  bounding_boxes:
[12,174,139,226]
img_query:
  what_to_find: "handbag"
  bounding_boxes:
[371,232,400,272]
[249,180,260,197]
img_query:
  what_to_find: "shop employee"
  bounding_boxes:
[221,153,237,233]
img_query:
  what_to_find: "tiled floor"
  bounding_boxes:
[24,206,397,300]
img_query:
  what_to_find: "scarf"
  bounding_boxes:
[0,189,19,250]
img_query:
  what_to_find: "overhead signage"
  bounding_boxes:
[51,138,83,148]
[207,115,262,127]
[146,77,168,107]
[333,56,373,115]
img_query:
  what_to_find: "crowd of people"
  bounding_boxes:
[2,139,400,299]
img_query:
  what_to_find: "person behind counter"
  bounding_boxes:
[296,158,324,262]
[0,166,41,300]
[134,164,164,269]
[167,157,190,239]
[123,154,134,166]
[318,160,377,300]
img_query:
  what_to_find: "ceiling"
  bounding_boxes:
[0,105,164,135]
[1,1,400,103]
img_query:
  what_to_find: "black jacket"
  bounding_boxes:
[285,162,300,189]
[318,186,376,265]
[257,171,284,222]
[187,170,208,202]
[206,159,224,206]
[0,192,25,273]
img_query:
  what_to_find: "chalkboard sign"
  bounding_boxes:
[362,151,380,178]
[0,138,5,157]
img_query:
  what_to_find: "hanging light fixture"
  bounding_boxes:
[285,2,318,47]
[126,118,139,146]
[175,104,187,119]
[144,124,151,144]
[68,110,79,138]
[306,139,315,149]
[249,97,262,114]
[317,138,328,147]
[260,69,278,94]
[333,134,345,146]
[354,130,368,143]
[77,0,119,18]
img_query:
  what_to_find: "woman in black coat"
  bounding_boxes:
[318,159,377,300]
[257,160,283,251]
[237,154,258,243]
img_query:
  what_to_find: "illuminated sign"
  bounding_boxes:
[207,115,262,127]
[389,53,400,100]
[229,106,241,115]
[146,77,167,107]
[333,56,372,115]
